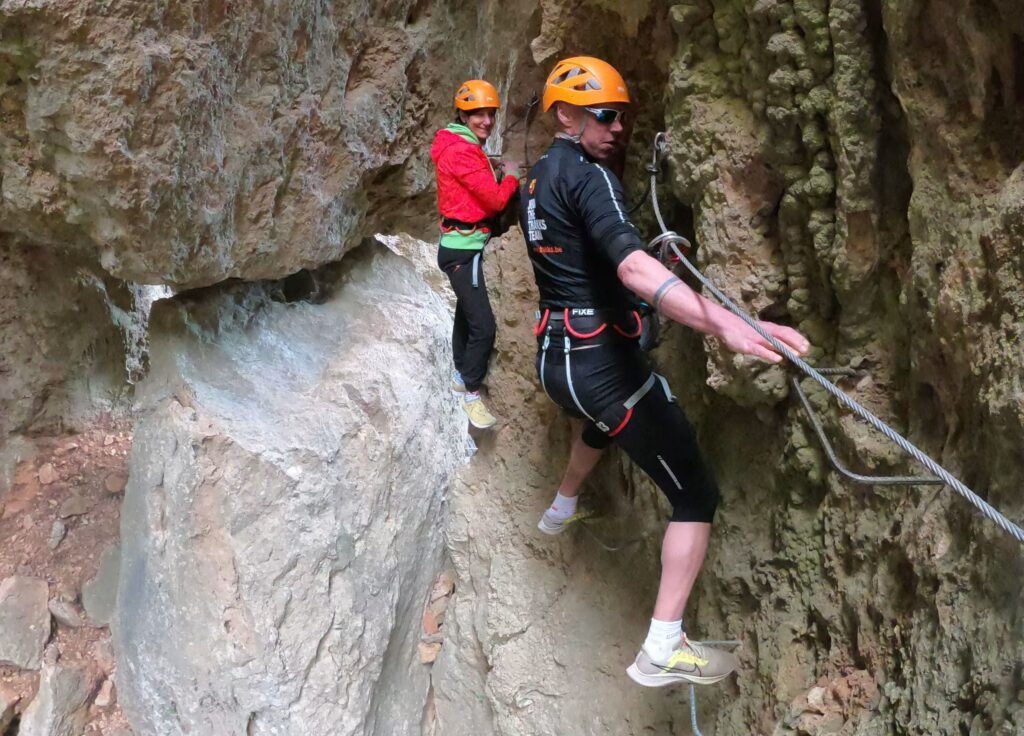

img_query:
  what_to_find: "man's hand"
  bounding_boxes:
[617,250,813,363]
[718,320,809,364]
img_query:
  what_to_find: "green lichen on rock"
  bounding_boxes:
[661,0,1024,733]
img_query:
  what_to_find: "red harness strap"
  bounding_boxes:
[440,220,491,235]
[533,308,551,337]
[607,407,633,437]
[563,309,608,339]
[612,310,643,338]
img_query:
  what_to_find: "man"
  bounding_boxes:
[519,56,810,687]
[431,79,522,429]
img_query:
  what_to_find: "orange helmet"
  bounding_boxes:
[454,80,501,111]
[542,56,630,112]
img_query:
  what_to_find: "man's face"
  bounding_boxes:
[565,103,630,162]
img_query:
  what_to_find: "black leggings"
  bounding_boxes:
[535,314,720,523]
[438,246,495,392]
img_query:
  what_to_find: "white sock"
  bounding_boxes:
[643,618,682,661]
[464,390,480,402]
[546,491,578,522]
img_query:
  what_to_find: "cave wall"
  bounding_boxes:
[434,1,1024,734]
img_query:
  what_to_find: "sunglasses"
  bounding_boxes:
[584,107,628,125]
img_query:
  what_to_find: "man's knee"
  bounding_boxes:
[668,483,719,524]
[581,422,615,450]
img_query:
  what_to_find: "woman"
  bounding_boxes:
[430,79,521,429]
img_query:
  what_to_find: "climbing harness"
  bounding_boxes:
[643,130,1024,544]
[534,308,669,435]
[440,217,491,237]
[533,308,644,339]
[437,217,489,288]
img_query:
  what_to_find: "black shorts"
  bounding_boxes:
[534,310,720,523]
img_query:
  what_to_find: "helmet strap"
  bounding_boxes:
[577,115,588,141]
[555,116,586,144]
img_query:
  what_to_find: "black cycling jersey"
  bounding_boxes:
[521,138,721,523]
[519,137,646,310]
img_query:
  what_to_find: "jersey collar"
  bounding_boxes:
[553,134,594,161]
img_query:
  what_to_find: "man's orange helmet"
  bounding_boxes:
[454,80,501,111]
[542,56,630,112]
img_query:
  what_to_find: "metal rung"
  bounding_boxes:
[792,370,944,486]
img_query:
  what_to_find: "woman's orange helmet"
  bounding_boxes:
[454,80,501,111]
[542,56,630,111]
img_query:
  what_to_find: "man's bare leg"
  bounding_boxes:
[652,522,711,621]
[627,521,738,686]
[538,421,604,533]
[557,420,604,497]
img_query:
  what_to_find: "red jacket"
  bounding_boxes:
[431,126,518,224]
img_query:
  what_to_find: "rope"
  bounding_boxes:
[645,133,1024,544]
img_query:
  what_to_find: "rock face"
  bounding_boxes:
[0,241,131,439]
[656,0,1024,733]
[432,3,1023,735]
[0,690,15,732]
[112,244,464,735]
[0,575,50,670]
[0,0,485,289]
[0,0,502,446]
[82,544,121,626]
[18,661,97,736]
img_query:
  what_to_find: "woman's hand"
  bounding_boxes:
[500,160,523,180]
[718,319,810,364]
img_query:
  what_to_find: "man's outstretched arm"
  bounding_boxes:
[617,250,810,363]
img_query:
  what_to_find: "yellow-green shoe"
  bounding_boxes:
[626,634,738,687]
[537,509,593,535]
[463,396,497,429]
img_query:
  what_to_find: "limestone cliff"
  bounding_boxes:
[654,1,1024,732]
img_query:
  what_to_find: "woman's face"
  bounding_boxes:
[460,108,497,142]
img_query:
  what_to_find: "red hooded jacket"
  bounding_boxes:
[431,125,518,225]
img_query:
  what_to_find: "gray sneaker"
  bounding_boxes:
[626,635,739,687]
